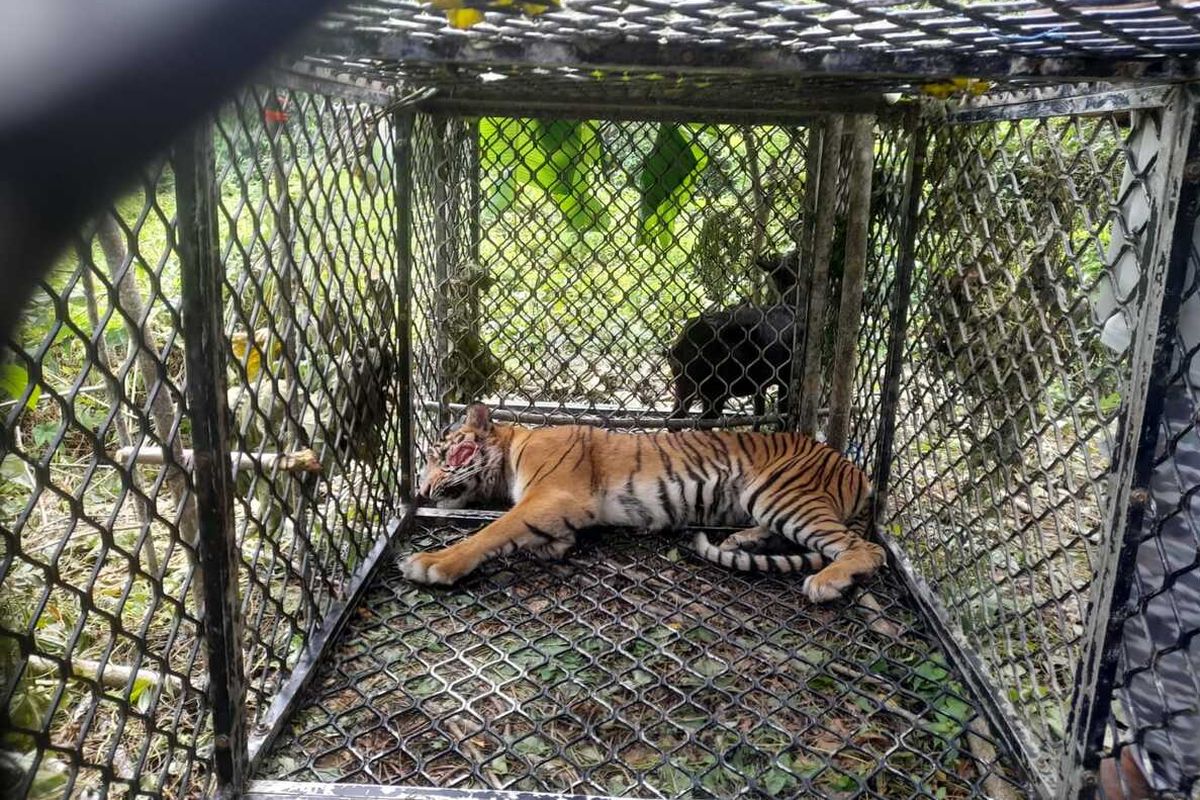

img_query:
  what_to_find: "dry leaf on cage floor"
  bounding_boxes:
[854,590,904,639]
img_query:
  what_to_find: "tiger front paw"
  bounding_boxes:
[400,550,472,585]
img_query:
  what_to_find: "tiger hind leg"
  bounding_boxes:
[801,538,885,603]
[759,497,885,602]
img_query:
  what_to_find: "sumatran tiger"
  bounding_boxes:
[403,404,885,603]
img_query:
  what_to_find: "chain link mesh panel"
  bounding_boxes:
[211,87,404,725]
[410,116,824,469]
[883,108,1165,776]
[1102,179,1200,798]
[262,517,1026,798]
[2,166,214,799]
[305,0,1200,109]
[1,84,402,799]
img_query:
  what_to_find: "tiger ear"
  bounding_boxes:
[464,403,492,432]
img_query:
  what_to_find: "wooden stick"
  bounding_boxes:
[112,447,322,474]
[797,114,845,436]
[96,213,198,602]
[26,654,191,695]
[826,114,876,453]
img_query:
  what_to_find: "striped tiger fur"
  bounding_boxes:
[402,404,884,602]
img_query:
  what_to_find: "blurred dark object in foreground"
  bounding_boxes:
[0,0,331,345]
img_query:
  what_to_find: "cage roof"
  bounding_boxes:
[288,1,1200,115]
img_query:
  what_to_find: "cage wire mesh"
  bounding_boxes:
[1,164,215,798]
[882,106,1169,778]
[0,84,405,800]
[410,115,833,468]
[261,517,1027,798]
[1101,149,1200,798]
[212,86,404,725]
[309,1,1200,70]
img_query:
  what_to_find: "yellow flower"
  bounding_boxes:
[230,329,282,381]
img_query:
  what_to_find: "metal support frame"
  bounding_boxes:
[395,111,417,500]
[786,121,822,430]
[948,83,1176,124]
[267,67,396,108]
[467,118,482,266]
[307,33,1200,84]
[174,121,248,798]
[872,114,924,517]
[1059,87,1200,799]
[797,114,844,436]
[430,115,453,435]
[420,96,872,125]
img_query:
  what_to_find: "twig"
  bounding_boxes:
[826,660,924,728]
[445,719,503,790]
[112,446,322,475]
[26,654,191,695]
[852,589,906,639]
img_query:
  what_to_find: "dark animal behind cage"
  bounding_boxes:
[666,250,803,424]
[667,303,802,424]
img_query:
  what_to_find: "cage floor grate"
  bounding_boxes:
[257,517,1028,798]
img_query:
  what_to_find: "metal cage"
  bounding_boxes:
[3,3,1200,800]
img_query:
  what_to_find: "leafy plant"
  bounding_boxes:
[0,364,40,411]
[480,118,607,232]
[638,125,707,248]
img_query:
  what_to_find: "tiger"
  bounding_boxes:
[401,404,885,603]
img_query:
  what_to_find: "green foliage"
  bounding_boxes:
[480,117,525,217]
[533,120,609,231]
[0,365,39,410]
[479,118,607,232]
[693,211,752,302]
[638,125,707,247]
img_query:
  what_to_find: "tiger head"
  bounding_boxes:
[416,404,507,508]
